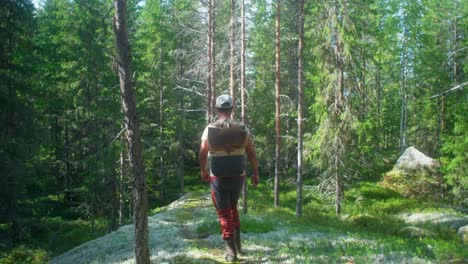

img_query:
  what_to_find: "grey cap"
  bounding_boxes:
[215,94,233,109]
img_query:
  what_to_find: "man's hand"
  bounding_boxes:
[251,174,259,188]
[201,169,210,183]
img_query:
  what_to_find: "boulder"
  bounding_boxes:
[395,146,439,171]
[380,147,441,199]
[457,225,468,244]
[399,226,435,238]
[397,212,468,230]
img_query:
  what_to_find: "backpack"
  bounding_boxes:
[207,119,248,176]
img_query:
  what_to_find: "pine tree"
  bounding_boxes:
[296,0,304,217]
[113,0,149,262]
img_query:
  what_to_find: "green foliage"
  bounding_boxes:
[239,216,276,234]
[0,246,48,264]
[442,112,468,205]
[380,168,442,200]
[346,182,400,201]
[246,182,465,262]
[1,0,466,261]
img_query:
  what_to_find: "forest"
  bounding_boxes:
[0,0,467,263]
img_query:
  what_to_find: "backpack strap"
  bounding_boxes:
[213,118,239,128]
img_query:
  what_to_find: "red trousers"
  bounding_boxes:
[210,176,244,240]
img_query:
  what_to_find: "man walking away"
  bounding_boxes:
[199,94,259,262]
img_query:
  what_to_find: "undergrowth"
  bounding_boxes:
[243,179,467,262]
[2,175,465,263]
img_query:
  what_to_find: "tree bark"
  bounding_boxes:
[177,39,185,196]
[206,0,212,123]
[229,0,236,117]
[333,1,345,216]
[453,1,458,85]
[376,65,382,150]
[274,0,281,208]
[296,0,304,218]
[399,22,408,154]
[6,78,20,244]
[109,150,118,232]
[210,0,216,121]
[119,126,127,226]
[3,7,20,243]
[240,0,248,214]
[113,0,149,263]
[159,43,165,204]
[159,0,165,203]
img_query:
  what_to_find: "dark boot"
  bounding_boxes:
[234,228,241,253]
[224,238,237,262]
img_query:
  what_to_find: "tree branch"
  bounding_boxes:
[430,81,468,98]
[174,85,206,97]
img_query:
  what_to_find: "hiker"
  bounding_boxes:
[199,94,259,262]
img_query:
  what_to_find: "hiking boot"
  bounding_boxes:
[224,238,237,262]
[234,228,241,253]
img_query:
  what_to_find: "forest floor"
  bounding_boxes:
[49,183,467,264]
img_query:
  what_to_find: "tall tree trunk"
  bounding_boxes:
[399,23,408,154]
[453,0,458,85]
[274,0,281,208]
[240,0,248,214]
[333,2,345,216]
[2,6,25,242]
[376,65,382,150]
[177,48,185,197]
[64,120,71,203]
[159,45,165,204]
[113,0,149,263]
[6,68,20,244]
[109,150,118,232]
[119,126,127,226]
[399,57,408,153]
[159,0,165,203]
[210,0,216,121]
[296,0,304,218]
[229,0,236,117]
[177,37,185,196]
[206,0,212,123]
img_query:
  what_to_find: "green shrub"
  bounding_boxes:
[0,246,48,264]
[346,214,381,228]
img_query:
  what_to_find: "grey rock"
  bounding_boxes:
[396,146,439,171]
[400,226,435,238]
[457,225,468,244]
[397,212,468,230]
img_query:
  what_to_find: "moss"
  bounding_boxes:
[240,216,276,234]
[346,182,401,200]
[172,255,221,264]
[195,221,219,238]
[380,168,442,200]
[0,246,48,264]
[346,214,381,228]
